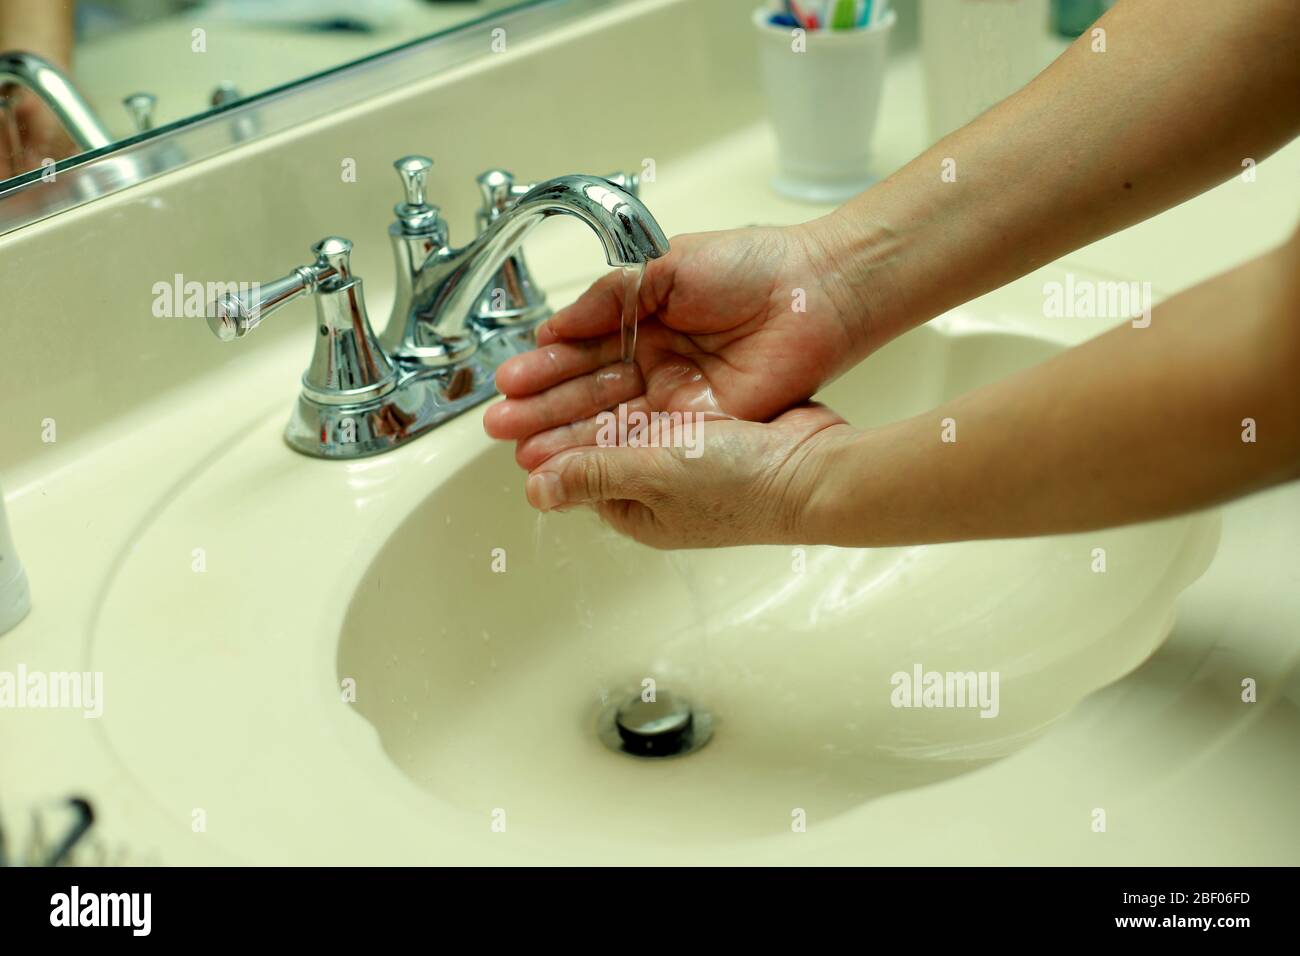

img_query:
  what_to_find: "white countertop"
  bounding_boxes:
[2,30,1297,864]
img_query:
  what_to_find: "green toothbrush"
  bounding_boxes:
[830,0,858,30]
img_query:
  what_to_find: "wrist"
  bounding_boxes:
[795,206,916,358]
[791,423,876,546]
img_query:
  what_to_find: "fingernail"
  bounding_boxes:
[527,472,564,511]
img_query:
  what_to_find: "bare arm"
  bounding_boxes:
[802,233,1300,546]
[0,0,75,68]
[0,0,78,178]
[815,0,1300,353]
[505,0,1300,549]
[522,232,1300,548]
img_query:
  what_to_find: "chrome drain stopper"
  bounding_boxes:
[613,690,701,757]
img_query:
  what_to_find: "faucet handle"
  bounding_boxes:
[476,168,515,215]
[475,168,640,227]
[207,236,353,341]
[392,155,443,236]
[312,235,354,278]
[207,236,406,458]
[395,155,433,206]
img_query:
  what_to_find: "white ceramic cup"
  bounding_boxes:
[752,7,896,204]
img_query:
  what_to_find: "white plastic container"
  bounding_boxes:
[0,483,31,636]
[752,7,896,203]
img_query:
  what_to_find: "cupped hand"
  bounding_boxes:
[483,222,867,471]
[522,404,854,549]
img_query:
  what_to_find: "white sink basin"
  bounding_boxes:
[86,273,1217,862]
[336,318,1218,844]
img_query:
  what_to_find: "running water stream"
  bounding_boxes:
[620,263,645,363]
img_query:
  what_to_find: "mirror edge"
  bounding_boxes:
[0,0,610,237]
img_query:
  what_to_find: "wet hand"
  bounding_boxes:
[484,223,868,471]
[522,404,853,549]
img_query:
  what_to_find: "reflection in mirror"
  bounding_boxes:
[0,0,529,184]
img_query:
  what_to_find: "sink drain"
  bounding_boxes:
[598,689,712,758]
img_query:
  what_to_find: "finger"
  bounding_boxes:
[514,395,654,471]
[544,250,668,340]
[533,270,625,343]
[493,334,622,398]
[483,361,644,440]
[525,445,661,512]
[534,322,562,347]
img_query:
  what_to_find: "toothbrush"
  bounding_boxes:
[857,0,874,28]
[871,0,889,26]
[830,0,857,30]
[771,0,799,26]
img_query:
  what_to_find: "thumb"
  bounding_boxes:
[526,446,660,512]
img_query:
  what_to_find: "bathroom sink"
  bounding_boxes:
[87,272,1218,862]
[335,317,1218,844]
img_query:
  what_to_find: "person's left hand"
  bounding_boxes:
[522,404,854,548]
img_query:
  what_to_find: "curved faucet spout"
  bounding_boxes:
[502,175,670,265]
[0,51,113,152]
[383,174,669,368]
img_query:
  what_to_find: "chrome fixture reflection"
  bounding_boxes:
[207,155,669,460]
[122,92,157,133]
[0,51,112,151]
[209,82,258,143]
[209,82,242,108]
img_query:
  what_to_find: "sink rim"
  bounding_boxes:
[82,270,1222,863]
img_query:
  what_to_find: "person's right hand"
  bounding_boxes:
[483,221,875,470]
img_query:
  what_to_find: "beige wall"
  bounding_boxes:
[0,0,760,474]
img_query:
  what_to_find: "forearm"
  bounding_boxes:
[811,0,1300,354]
[0,1,76,68]
[804,236,1300,547]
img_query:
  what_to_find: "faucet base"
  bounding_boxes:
[282,324,539,459]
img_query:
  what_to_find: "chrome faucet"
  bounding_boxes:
[381,156,666,369]
[0,51,113,152]
[469,168,641,332]
[207,154,669,460]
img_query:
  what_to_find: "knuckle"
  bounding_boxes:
[579,454,609,500]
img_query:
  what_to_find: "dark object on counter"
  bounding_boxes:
[0,794,95,867]
[1052,0,1107,38]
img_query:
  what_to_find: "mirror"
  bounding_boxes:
[0,0,564,226]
